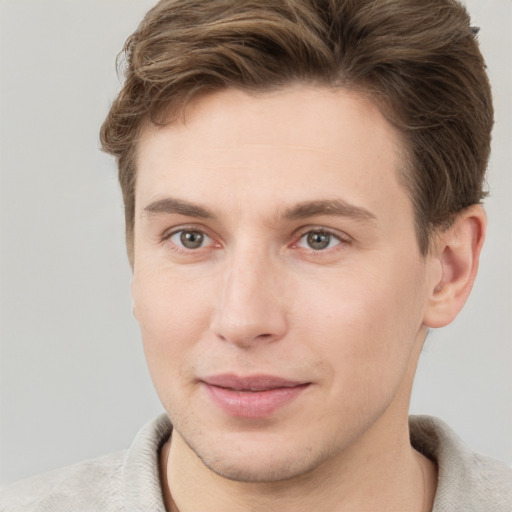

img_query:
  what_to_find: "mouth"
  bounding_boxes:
[201,374,311,418]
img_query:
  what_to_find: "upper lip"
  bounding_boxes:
[202,374,309,391]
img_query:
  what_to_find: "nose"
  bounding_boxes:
[210,246,288,348]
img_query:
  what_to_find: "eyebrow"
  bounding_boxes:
[143,197,214,219]
[142,197,376,223]
[282,199,376,222]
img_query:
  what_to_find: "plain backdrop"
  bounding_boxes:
[0,0,511,486]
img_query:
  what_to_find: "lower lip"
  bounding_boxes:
[203,383,309,418]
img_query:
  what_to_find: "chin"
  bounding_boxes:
[199,451,322,483]
[182,427,335,484]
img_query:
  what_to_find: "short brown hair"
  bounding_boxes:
[100,0,493,264]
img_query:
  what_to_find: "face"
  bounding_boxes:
[132,86,435,482]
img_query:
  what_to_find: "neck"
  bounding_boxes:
[161,415,437,512]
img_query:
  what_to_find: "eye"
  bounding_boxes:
[169,230,212,250]
[297,230,341,251]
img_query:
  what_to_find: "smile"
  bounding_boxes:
[201,374,311,418]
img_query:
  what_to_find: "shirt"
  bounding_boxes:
[1,414,511,511]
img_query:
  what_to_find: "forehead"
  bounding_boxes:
[139,86,402,156]
[135,86,410,223]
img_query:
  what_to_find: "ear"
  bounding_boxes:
[423,205,486,328]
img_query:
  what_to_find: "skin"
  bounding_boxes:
[131,86,485,511]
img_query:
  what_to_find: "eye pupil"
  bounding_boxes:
[180,231,204,249]
[307,231,330,250]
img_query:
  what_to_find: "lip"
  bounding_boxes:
[201,374,310,418]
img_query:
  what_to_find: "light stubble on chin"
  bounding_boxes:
[173,421,342,484]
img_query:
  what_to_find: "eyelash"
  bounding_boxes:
[162,225,218,255]
[161,226,350,256]
[292,227,349,254]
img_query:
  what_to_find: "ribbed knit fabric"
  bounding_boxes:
[1,414,511,511]
[0,415,171,512]
[410,415,512,512]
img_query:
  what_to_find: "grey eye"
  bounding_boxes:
[296,230,342,251]
[170,230,209,249]
[306,231,332,250]
[180,231,204,249]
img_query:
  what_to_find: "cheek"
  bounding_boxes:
[132,268,212,369]
[131,269,218,415]
[295,258,426,383]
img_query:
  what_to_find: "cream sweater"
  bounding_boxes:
[1,415,511,511]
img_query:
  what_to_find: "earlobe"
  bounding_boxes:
[423,205,486,328]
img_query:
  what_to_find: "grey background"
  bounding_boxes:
[0,0,510,486]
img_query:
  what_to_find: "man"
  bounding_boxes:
[1,0,511,510]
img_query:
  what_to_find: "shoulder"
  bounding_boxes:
[0,451,126,512]
[0,414,172,512]
[410,415,512,512]
[467,451,512,509]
